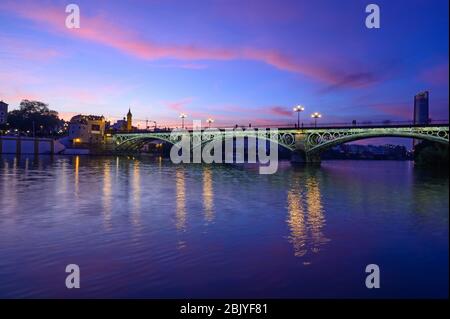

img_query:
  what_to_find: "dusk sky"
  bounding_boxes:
[0,0,448,129]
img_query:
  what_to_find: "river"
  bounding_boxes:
[0,156,448,298]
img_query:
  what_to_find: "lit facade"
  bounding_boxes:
[68,114,106,144]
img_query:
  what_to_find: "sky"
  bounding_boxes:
[0,0,448,134]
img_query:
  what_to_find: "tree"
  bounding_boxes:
[414,140,449,167]
[7,100,65,137]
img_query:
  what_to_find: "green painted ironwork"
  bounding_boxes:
[113,125,449,155]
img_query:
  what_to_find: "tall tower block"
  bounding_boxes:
[414,91,429,125]
[413,91,429,149]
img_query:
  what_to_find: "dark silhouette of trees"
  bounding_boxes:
[6,100,65,136]
[414,140,449,167]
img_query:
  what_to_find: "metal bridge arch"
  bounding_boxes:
[112,126,449,155]
[305,127,449,154]
[197,130,297,152]
[113,133,176,151]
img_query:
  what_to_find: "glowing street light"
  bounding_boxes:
[293,105,305,128]
[311,112,322,127]
[179,113,187,129]
[206,118,214,128]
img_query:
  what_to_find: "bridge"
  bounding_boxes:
[112,124,449,163]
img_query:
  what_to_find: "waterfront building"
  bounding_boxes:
[0,100,8,125]
[68,114,106,144]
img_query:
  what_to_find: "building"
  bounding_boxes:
[68,114,105,144]
[414,91,429,125]
[413,91,429,148]
[110,108,134,132]
[127,108,132,131]
[111,118,127,131]
[0,100,8,125]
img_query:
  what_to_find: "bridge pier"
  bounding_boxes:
[290,151,321,165]
[305,152,322,165]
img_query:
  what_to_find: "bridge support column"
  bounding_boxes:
[290,152,321,165]
[290,150,306,164]
[305,152,321,165]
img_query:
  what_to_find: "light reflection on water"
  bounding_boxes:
[287,174,329,259]
[0,155,448,298]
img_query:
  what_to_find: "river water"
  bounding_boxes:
[0,155,448,298]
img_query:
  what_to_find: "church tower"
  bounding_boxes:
[126,108,132,131]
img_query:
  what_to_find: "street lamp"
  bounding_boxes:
[293,105,305,128]
[179,113,187,129]
[311,112,322,127]
[206,118,214,128]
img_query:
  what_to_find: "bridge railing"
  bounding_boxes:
[117,119,449,133]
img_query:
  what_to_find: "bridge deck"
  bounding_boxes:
[114,123,449,134]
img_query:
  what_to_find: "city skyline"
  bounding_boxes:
[0,0,448,129]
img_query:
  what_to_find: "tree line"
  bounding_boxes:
[0,99,66,137]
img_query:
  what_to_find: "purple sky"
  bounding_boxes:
[0,0,448,135]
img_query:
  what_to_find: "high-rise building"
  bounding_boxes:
[413,91,430,149]
[0,100,8,125]
[414,91,429,125]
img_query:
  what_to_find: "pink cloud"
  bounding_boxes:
[165,98,195,112]
[1,0,377,89]
[0,35,62,61]
[420,62,449,86]
[370,103,411,119]
[268,106,291,117]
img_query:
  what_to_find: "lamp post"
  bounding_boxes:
[293,105,305,128]
[179,113,187,129]
[311,112,322,128]
[206,118,214,128]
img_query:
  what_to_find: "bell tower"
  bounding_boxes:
[126,108,132,131]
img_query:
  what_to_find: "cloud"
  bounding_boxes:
[0,35,62,61]
[319,72,380,93]
[371,103,411,119]
[420,62,449,86]
[1,0,379,89]
[268,106,291,117]
[165,98,195,112]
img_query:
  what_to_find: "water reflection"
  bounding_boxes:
[1,159,11,215]
[130,160,141,227]
[0,157,447,298]
[203,167,214,222]
[175,168,186,231]
[287,188,307,257]
[102,161,112,229]
[286,170,329,260]
[305,176,328,252]
[74,156,80,198]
